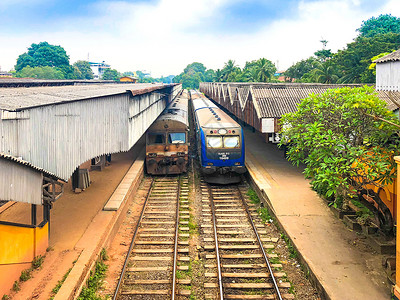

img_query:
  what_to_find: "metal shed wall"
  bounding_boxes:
[0,159,43,204]
[0,91,169,181]
[376,61,400,91]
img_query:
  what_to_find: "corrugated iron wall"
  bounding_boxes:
[0,85,181,181]
[0,160,43,204]
[376,61,400,91]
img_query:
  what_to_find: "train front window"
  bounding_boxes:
[207,136,222,148]
[168,133,186,144]
[223,136,240,148]
[148,133,165,144]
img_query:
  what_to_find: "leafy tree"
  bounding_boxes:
[204,69,215,82]
[16,66,64,79]
[184,62,206,76]
[284,57,319,81]
[174,62,215,88]
[357,14,400,38]
[73,60,94,79]
[101,69,120,81]
[314,49,332,61]
[334,33,400,83]
[15,42,70,72]
[279,86,400,214]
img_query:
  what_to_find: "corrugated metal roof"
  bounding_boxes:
[208,83,400,118]
[374,49,400,63]
[0,152,57,178]
[0,83,173,111]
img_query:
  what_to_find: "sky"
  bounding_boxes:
[0,0,400,77]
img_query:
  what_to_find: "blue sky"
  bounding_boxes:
[0,0,399,76]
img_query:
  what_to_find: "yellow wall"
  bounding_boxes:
[0,223,48,295]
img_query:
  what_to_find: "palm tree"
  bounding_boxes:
[214,69,223,82]
[312,61,339,83]
[256,58,276,82]
[222,60,239,81]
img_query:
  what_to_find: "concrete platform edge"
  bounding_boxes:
[245,168,331,300]
[54,151,145,300]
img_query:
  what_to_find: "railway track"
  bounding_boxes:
[114,175,191,299]
[201,180,294,299]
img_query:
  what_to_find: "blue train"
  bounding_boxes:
[191,90,247,184]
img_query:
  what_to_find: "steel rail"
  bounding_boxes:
[207,184,224,300]
[237,186,283,300]
[112,177,155,300]
[171,176,181,300]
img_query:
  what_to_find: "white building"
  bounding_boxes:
[89,61,111,79]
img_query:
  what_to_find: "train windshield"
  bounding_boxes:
[147,133,165,144]
[207,136,222,148]
[168,132,186,144]
[224,136,240,148]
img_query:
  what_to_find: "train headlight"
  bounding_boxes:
[207,163,214,166]
[177,152,185,156]
[148,153,157,157]
[234,162,240,165]
[218,129,227,134]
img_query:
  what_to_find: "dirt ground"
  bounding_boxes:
[1,146,142,300]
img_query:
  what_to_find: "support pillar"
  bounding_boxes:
[31,204,37,226]
[394,156,400,299]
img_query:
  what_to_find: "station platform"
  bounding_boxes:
[0,141,145,299]
[244,127,391,300]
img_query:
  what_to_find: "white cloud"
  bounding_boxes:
[0,0,399,76]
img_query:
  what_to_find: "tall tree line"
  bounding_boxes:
[284,14,400,84]
[173,58,278,89]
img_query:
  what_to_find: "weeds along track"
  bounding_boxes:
[200,179,294,300]
[114,175,191,299]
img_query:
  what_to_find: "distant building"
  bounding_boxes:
[0,67,12,78]
[274,70,286,82]
[89,61,111,79]
[120,76,138,83]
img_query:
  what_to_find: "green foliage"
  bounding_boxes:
[32,255,44,269]
[20,269,32,282]
[357,14,400,38]
[173,62,210,89]
[314,49,332,61]
[334,32,400,83]
[280,233,297,259]
[15,42,70,72]
[101,68,120,81]
[77,250,108,300]
[73,60,94,79]
[2,295,10,300]
[16,66,65,79]
[279,86,400,207]
[284,57,319,81]
[12,281,20,292]
[50,268,72,299]
[285,15,400,84]
[258,207,272,223]
[247,188,260,204]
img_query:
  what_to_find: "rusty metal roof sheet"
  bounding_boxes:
[0,83,175,111]
[374,49,400,63]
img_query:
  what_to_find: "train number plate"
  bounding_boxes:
[218,152,229,160]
